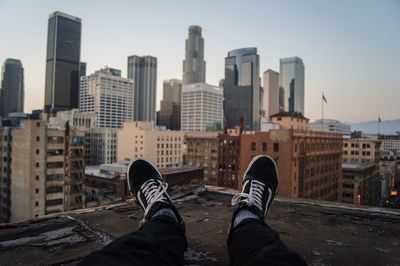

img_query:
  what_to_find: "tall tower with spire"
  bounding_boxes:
[182,25,206,85]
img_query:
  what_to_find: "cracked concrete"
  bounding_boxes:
[0,188,400,266]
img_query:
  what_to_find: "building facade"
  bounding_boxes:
[0,59,24,117]
[342,137,381,164]
[310,119,351,135]
[279,57,305,115]
[0,118,85,223]
[127,55,157,122]
[270,112,309,130]
[44,11,82,113]
[237,130,342,201]
[379,135,400,160]
[262,69,279,120]
[80,67,134,128]
[342,163,381,206]
[182,25,206,85]
[185,131,220,185]
[117,121,184,169]
[48,108,95,130]
[181,83,223,131]
[224,48,261,131]
[158,79,182,130]
[85,128,118,166]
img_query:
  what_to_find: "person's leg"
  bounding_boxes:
[79,159,187,266]
[227,155,307,266]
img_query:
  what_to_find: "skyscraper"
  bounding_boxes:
[262,69,280,120]
[80,67,134,128]
[127,55,157,122]
[224,48,261,131]
[44,11,81,113]
[158,79,182,130]
[182,25,206,85]
[279,57,305,114]
[0,59,24,117]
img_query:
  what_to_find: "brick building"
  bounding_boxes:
[238,129,342,201]
[185,131,219,185]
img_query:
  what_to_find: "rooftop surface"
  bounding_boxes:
[0,187,399,266]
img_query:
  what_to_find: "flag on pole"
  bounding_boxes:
[322,94,327,103]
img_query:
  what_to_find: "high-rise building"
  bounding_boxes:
[262,69,279,119]
[80,67,134,128]
[182,25,206,85]
[0,59,24,117]
[117,121,184,169]
[224,48,261,130]
[0,118,85,223]
[279,57,305,114]
[158,79,182,130]
[44,11,82,113]
[127,55,157,122]
[181,83,224,131]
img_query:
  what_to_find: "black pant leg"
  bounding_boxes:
[227,219,307,266]
[79,215,187,266]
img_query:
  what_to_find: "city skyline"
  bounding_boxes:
[0,0,399,122]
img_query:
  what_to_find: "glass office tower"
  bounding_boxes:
[44,11,81,113]
[224,48,261,130]
[279,57,305,115]
[0,59,24,116]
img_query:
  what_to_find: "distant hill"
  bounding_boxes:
[349,119,400,135]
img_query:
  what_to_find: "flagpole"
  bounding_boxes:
[378,115,381,136]
[322,91,324,131]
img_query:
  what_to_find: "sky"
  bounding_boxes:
[0,0,399,123]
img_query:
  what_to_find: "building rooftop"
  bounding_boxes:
[0,186,399,266]
[342,162,377,171]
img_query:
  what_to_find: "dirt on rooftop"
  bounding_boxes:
[0,187,400,266]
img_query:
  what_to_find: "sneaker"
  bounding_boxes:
[231,155,278,221]
[127,158,184,227]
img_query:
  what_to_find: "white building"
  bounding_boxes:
[118,121,184,169]
[262,69,280,120]
[379,135,400,159]
[310,119,351,135]
[279,57,305,115]
[48,109,95,130]
[181,83,223,131]
[80,67,134,128]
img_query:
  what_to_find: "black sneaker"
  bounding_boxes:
[231,155,278,221]
[127,158,184,227]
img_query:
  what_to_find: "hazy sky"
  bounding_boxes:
[0,0,399,123]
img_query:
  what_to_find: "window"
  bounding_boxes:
[251,142,256,151]
[274,143,279,152]
[36,122,40,127]
[46,199,63,206]
[36,149,40,155]
[262,143,267,151]
[36,175,39,181]
[36,136,40,142]
[36,162,40,168]
[35,188,39,194]
[35,201,39,207]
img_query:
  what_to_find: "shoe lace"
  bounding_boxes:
[231,179,269,214]
[138,179,169,221]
